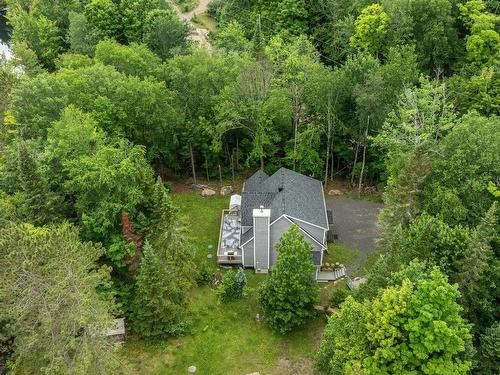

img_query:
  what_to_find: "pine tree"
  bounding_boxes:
[17,141,62,226]
[0,224,118,373]
[131,240,188,340]
[258,225,319,333]
[456,202,498,333]
[148,176,196,290]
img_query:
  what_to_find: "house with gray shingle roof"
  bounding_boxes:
[217,168,328,280]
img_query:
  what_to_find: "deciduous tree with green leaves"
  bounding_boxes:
[350,3,390,55]
[258,225,319,333]
[316,265,472,374]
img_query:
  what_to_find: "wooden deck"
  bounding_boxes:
[317,267,346,283]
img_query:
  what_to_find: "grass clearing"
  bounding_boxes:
[120,192,326,374]
[120,271,325,374]
[173,191,229,266]
[323,243,360,267]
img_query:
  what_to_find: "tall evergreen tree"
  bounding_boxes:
[131,240,188,340]
[17,141,62,226]
[456,202,498,334]
[0,224,118,374]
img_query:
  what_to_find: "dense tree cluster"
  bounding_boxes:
[0,0,498,372]
[316,263,473,374]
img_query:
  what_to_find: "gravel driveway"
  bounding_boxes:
[326,197,384,274]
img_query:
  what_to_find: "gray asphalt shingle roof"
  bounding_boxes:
[243,170,269,191]
[240,227,253,244]
[241,168,328,229]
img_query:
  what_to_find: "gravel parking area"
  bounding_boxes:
[326,197,383,274]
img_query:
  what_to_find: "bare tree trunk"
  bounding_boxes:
[218,164,223,187]
[292,84,300,171]
[358,117,370,198]
[330,148,334,181]
[293,115,298,171]
[236,137,239,169]
[324,132,330,187]
[350,138,360,186]
[324,99,332,186]
[231,152,235,184]
[205,161,209,182]
[189,143,197,185]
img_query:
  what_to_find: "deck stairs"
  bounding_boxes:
[317,266,346,283]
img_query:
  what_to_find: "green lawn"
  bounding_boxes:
[121,272,325,374]
[173,191,229,266]
[323,243,360,267]
[120,192,326,374]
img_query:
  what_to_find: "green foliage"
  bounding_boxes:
[398,214,471,275]
[146,177,197,290]
[317,266,472,374]
[131,240,189,340]
[406,0,460,73]
[455,203,498,334]
[477,322,500,374]
[120,0,160,43]
[195,262,214,285]
[84,0,122,41]
[143,9,190,60]
[213,20,251,53]
[218,268,247,303]
[448,67,500,116]
[350,4,390,55]
[258,225,319,333]
[64,140,153,248]
[11,62,179,162]
[315,295,369,374]
[459,0,500,67]
[0,224,118,374]
[67,11,97,55]
[94,39,163,78]
[16,140,63,225]
[422,113,500,226]
[328,287,350,308]
[214,59,291,168]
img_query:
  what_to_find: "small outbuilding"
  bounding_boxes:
[106,318,126,341]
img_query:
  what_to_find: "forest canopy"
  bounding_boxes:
[0,0,499,373]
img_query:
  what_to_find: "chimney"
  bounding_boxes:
[253,206,271,272]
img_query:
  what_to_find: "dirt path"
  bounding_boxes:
[166,0,212,49]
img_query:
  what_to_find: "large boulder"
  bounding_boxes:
[201,188,216,197]
[328,189,342,196]
[220,185,233,196]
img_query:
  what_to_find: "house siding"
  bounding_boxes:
[269,217,324,268]
[289,218,326,247]
[254,216,270,270]
[242,239,254,266]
